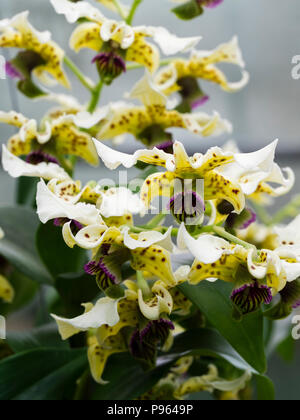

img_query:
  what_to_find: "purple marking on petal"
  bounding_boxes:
[231,282,273,314]
[92,52,126,76]
[5,62,24,80]
[155,140,174,154]
[199,0,224,8]
[191,95,210,110]
[240,209,257,230]
[53,218,68,227]
[292,300,300,309]
[168,190,205,223]
[26,150,59,165]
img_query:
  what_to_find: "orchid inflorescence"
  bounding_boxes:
[0,0,298,401]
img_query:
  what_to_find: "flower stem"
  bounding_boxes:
[271,194,300,225]
[146,212,167,229]
[112,0,128,20]
[212,226,257,251]
[126,0,143,25]
[64,56,95,92]
[87,80,104,113]
[137,271,152,300]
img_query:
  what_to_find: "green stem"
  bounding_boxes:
[112,0,128,20]
[271,194,300,225]
[146,212,167,229]
[87,80,104,113]
[212,226,257,251]
[126,0,143,25]
[137,271,152,300]
[74,369,90,401]
[251,201,272,226]
[64,56,94,92]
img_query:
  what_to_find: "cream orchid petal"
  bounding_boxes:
[281,261,300,282]
[144,26,201,55]
[51,297,120,340]
[99,187,146,218]
[50,0,104,23]
[178,224,233,264]
[123,226,174,252]
[138,283,173,321]
[129,71,167,107]
[2,145,69,181]
[274,215,300,247]
[71,225,119,250]
[72,107,109,129]
[92,139,170,170]
[36,180,102,225]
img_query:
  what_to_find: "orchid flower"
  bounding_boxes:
[217,140,295,204]
[51,0,201,75]
[93,140,245,217]
[155,37,249,111]
[179,222,300,314]
[0,228,14,304]
[0,11,69,89]
[0,110,99,167]
[90,72,232,147]
[174,365,251,400]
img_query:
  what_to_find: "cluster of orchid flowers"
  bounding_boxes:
[1,0,299,400]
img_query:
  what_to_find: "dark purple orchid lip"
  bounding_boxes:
[26,150,59,165]
[199,0,224,8]
[53,218,83,234]
[92,52,126,73]
[168,190,206,216]
[5,62,24,80]
[155,140,174,153]
[139,319,175,341]
[231,282,273,315]
[191,95,210,110]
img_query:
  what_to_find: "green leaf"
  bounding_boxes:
[168,328,257,373]
[0,348,87,400]
[7,324,69,353]
[36,222,87,279]
[179,281,267,374]
[277,333,295,363]
[0,206,53,285]
[16,177,38,207]
[92,353,173,400]
[172,0,204,20]
[55,272,100,317]
[255,375,275,401]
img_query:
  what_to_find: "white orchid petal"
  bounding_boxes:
[145,26,201,55]
[2,145,69,181]
[99,187,146,218]
[123,226,174,252]
[178,224,233,264]
[36,180,101,225]
[52,297,120,340]
[50,0,104,23]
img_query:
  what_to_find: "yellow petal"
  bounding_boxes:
[51,118,99,166]
[88,334,126,384]
[131,245,177,287]
[127,37,160,73]
[70,22,103,52]
[140,172,176,208]
[0,275,14,303]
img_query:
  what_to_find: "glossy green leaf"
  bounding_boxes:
[16,177,38,207]
[0,206,53,285]
[168,328,256,373]
[92,353,173,400]
[7,324,69,353]
[0,348,87,400]
[179,281,267,374]
[255,375,275,401]
[36,222,87,279]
